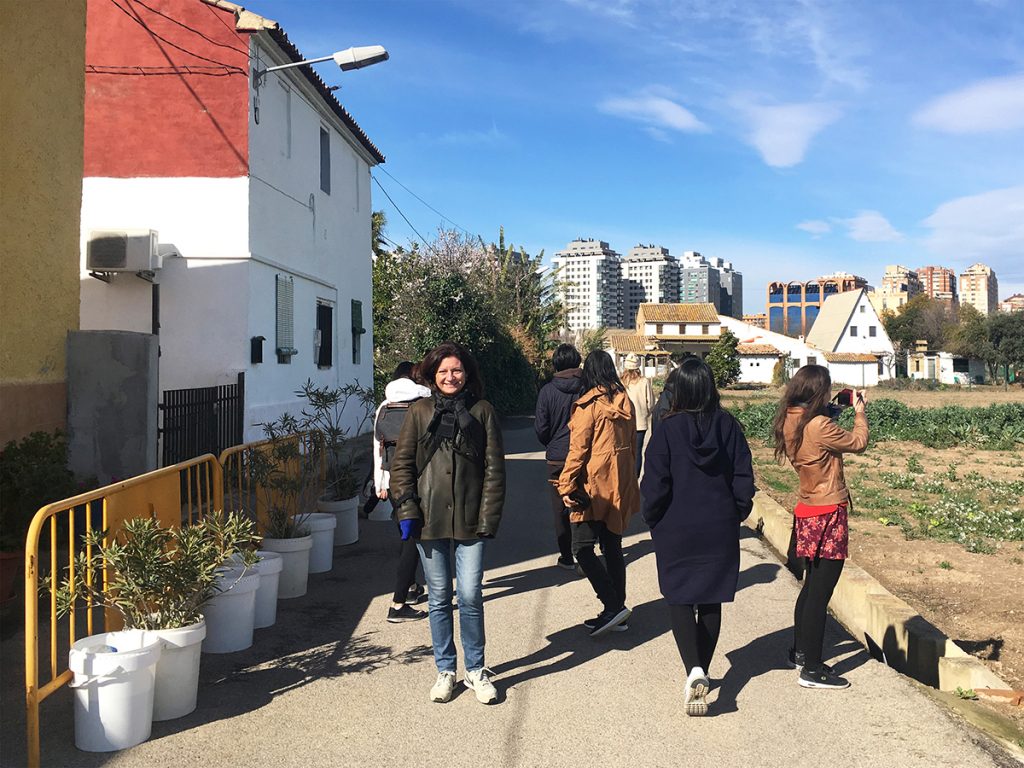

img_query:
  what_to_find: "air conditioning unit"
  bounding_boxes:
[87,229,162,272]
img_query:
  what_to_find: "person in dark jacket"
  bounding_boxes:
[389,341,506,705]
[534,343,583,569]
[651,365,682,433]
[640,357,755,717]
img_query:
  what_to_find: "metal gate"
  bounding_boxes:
[159,372,244,466]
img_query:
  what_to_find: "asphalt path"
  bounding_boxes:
[0,419,1014,767]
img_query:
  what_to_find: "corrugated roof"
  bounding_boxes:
[637,303,719,324]
[737,344,780,356]
[804,289,863,352]
[202,0,385,164]
[823,352,878,363]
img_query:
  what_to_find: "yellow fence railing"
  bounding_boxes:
[24,454,222,768]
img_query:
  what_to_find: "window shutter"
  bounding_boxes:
[276,274,295,362]
[319,127,331,194]
[351,299,365,365]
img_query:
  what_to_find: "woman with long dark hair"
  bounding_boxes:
[641,357,754,716]
[389,342,506,704]
[772,365,867,690]
[557,350,640,636]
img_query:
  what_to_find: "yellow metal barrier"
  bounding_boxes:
[24,454,222,768]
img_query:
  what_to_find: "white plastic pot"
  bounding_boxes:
[252,551,283,628]
[260,535,313,598]
[201,568,260,653]
[317,495,359,545]
[68,629,161,752]
[305,513,338,573]
[151,619,206,721]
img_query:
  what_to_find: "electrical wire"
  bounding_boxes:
[107,0,246,74]
[125,0,249,56]
[372,175,435,255]
[250,173,314,211]
[374,167,470,236]
[86,64,240,76]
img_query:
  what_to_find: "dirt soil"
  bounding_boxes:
[724,385,1024,732]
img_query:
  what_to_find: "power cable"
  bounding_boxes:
[126,0,249,55]
[371,175,435,255]
[374,167,470,236]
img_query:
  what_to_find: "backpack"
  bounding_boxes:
[375,401,413,470]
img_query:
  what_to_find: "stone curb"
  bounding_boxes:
[746,493,1011,693]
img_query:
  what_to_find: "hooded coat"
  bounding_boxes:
[640,408,755,604]
[534,368,584,462]
[556,387,640,535]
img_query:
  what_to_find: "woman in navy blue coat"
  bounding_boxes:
[640,357,755,716]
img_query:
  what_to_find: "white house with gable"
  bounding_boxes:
[805,288,895,385]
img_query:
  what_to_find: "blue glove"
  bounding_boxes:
[399,519,421,541]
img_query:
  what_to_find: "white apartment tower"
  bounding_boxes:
[959,263,999,315]
[622,245,680,328]
[554,238,624,330]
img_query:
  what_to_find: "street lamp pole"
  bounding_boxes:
[253,45,388,87]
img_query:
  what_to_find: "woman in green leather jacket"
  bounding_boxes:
[389,341,506,705]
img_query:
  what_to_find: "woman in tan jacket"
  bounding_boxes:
[772,365,868,690]
[558,350,641,636]
[621,353,655,476]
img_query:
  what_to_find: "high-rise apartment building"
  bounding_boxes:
[999,294,1024,313]
[959,263,999,315]
[875,264,922,312]
[916,265,957,307]
[553,238,623,330]
[622,245,680,329]
[708,256,743,318]
[766,272,868,337]
[679,251,722,312]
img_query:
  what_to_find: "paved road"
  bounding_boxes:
[1,420,1014,767]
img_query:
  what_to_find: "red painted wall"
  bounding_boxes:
[85,0,250,177]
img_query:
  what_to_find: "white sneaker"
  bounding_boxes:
[684,667,710,717]
[464,667,498,704]
[430,671,456,703]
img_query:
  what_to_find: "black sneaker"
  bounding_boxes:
[583,616,628,632]
[387,604,427,623]
[406,583,426,605]
[556,556,576,571]
[799,665,849,689]
[788,648,806,671]
[588,606,631,637]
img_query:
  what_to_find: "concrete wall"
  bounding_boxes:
[0,0,86,443]
[829,361,880,388]
[739,355,776,384]
[67,331,158,483]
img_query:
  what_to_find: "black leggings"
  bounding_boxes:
[794,557,845,668]
[392,537,421,604]
[669,603,722,674]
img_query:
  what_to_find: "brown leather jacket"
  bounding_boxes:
[783,407,868,506]
[556,387,640,535]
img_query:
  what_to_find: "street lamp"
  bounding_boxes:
[253,45,388,87]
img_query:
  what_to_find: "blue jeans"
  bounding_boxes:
[416,538,486,673]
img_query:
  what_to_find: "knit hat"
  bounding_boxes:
[623,353,640,370]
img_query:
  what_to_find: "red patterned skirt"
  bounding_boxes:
[794,505,848,560]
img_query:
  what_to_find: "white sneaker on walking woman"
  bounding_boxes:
[464,667,498,704]
[430,671,456,703]
[684,666,710,716]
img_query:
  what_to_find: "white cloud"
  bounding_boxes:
[913,73,1024,134]
[436,124,509,145]
[839,211,903,242]
[738,101,841,167]
[797,219,832,236]
[598,91,710,134]
[921,186,1024,280]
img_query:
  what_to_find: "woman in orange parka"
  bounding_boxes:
[557,350,641,637]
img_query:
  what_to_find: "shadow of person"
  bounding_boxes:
[736,562,780,591]
[713,626,793,715]
[492,598,669,690]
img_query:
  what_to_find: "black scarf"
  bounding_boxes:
[423,391,485,461]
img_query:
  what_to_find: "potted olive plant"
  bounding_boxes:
[52,511,259,721]
[297,379,374,546]
[245,412,324,597]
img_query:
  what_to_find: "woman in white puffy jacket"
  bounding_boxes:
[374,361,431,623]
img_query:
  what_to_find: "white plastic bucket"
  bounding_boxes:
[306,513,338,573]
[151,620,206,721]
[201,568,260,653]
[68,629,161,752]
[317,495,359,545]
[252,551,283,628]
[260,535,313,599]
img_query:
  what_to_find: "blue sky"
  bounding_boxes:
[256,0,1024,310]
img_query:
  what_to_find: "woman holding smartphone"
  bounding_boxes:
[772,365,868,689]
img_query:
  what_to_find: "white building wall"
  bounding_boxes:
[833,291,895,364]
[79,177,252,392]
[739,355,775,384]
[828,361,879,388]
